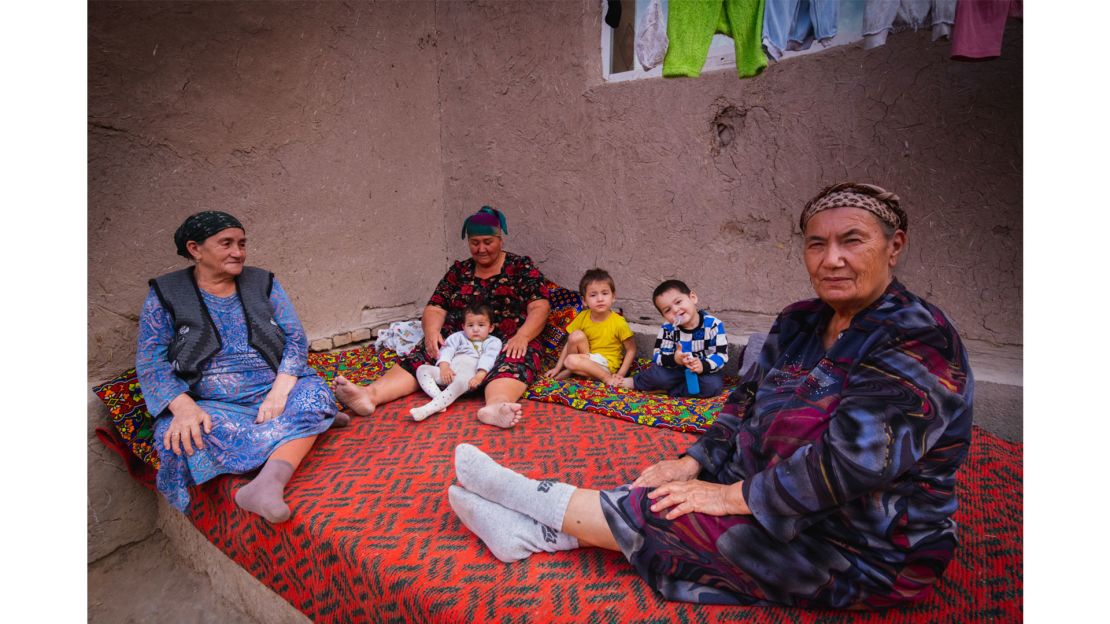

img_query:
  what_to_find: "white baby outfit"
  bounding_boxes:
[411,331,503,421]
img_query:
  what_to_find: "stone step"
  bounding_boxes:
[626,323,1022,444]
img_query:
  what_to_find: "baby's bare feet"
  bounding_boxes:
[476,402,522,428]
[333,376,375,416]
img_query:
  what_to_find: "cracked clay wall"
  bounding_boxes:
[87,1,444,560]
[437,1,1022,347]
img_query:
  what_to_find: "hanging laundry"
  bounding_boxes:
[663,0,768,79]
[763,0,838,61]
[863,0,957,49]
[605,0,623,29]
[636,0,670,70]
[951,0,1021,60]
[929,0,956,40]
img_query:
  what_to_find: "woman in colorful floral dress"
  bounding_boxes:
[335,206,550,428]
[136,211,337,522]
[447,184,974,609]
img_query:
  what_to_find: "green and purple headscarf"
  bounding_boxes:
[460,205,508,239]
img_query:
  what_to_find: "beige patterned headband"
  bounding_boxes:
[799,183,908,232]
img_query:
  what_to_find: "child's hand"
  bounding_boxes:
[684,356,704,374]
[673,345,686,364]
[468,371,487,390]
[606,373,625,387]
[439,362,455,384]
[543,366,561,378]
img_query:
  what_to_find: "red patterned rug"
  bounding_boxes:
[181,393,1022,622]
[91,345,732,477]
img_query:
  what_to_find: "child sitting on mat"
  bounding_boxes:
[544,268,636,387]
[618,279,728,398]
[410,303,502,421]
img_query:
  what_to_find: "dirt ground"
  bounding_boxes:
[88,530,259,624]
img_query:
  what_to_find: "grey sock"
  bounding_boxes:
[330,412,351,428]
[234,458,294,523]
[448,485,579,563]
[454,444,576,530]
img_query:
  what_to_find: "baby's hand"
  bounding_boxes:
[543,366,560,378]
[439,362,455,385]
[606,373,625,387]
[468,371,487,390]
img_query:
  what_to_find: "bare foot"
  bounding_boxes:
[476,402,522,428]
[333,376,375,416]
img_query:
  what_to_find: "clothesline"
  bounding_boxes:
[611,0,1022,80]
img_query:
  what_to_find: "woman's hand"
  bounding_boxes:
[647,480,751,520]
[256,390,288,424]
[502,333,530,359]
[632,455,701,489]
[425,333,445,360]
[164,394,213,457]
[439,362,455,385]
[257,373,296,424]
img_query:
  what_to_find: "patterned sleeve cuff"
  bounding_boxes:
[743,473,801,543]
[684,440,717,475]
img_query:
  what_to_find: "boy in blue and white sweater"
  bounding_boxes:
[619,279,728,398]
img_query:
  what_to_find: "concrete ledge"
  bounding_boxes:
[158,498,310,623]
[627,324,1023,444]
[87,391,158,562]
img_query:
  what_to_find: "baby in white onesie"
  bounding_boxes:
[411,304,503,421]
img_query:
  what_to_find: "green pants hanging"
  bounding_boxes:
[663,0,767,78]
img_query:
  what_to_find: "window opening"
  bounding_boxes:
[602,0,866,83]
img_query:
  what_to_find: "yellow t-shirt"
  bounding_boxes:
[566,310,634,372]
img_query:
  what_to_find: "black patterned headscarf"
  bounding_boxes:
[174,211,245,259]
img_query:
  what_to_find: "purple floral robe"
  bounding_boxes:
[601,280,973,609]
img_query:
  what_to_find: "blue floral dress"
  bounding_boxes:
[136,278,337,511]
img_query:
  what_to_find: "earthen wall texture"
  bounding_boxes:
[438,1,1021,346]
[88,1,446,381]
[87,0,445,560]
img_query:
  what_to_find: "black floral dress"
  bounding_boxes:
[397,252,550,385]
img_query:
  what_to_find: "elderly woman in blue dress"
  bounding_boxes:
[447,184,974,609]
[136,211,338,523]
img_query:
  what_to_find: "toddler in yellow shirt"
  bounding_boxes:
[544,268,636,387]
